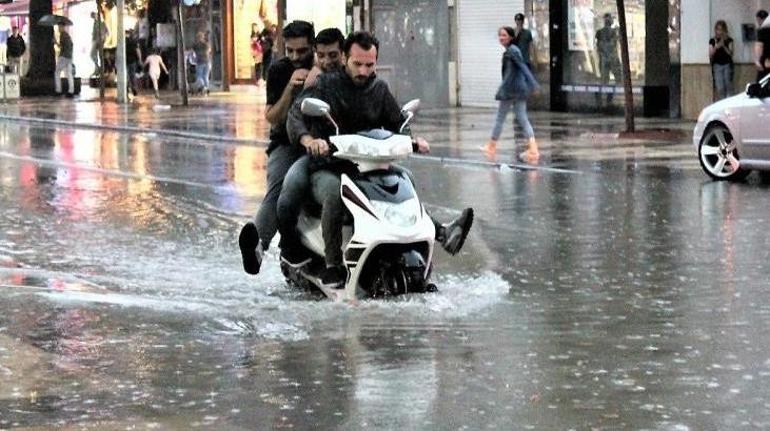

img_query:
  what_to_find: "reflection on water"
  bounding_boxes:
[2,123,770,428]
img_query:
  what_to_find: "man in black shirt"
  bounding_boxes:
[239,20,315,275]
[7,27,25,74]
[125,30,142,97]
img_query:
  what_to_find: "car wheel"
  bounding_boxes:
[698,124,750,181]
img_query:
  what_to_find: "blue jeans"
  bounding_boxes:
[491,99,534,141]
[195,62,211,90]
[712,63,732,100]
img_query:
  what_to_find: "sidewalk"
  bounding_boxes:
[0,87,697,167]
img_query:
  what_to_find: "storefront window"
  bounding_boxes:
[233,0,277,81]
[286,0,346,33]
[564,0,645,86]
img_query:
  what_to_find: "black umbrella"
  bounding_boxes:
[38,14,73,26]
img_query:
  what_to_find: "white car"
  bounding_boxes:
[694,75,770,180]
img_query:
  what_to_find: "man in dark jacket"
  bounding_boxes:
[286,31,473,289]
[7,27,25,74]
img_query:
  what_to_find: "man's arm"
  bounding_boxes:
[265,68,309,125]
[756,41,765,70]
[286,85,330,156]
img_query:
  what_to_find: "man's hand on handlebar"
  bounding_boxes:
[413,136,430,154]
[300,135,330,156]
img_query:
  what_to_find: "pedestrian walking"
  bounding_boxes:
[482,26,540,164]
[192,31,211,95]
[513,13,534,70]
[756,10,770,82]
[709,20,734,101]
[90,12,108,74]
[250,23,264,85]
[54,25,75,97]
[6,27,25,74]
[144,48,168,98]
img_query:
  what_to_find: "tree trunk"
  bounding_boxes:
[27,0,55,79]
[616,0,635,133]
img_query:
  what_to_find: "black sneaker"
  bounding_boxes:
[320,265,347,289]
[439,208,474,255]
[280,247,311,268]
[238,222,262,275]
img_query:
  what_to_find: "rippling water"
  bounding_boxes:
[3,124,770,429]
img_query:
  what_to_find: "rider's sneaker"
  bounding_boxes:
[438,208,474,255]
[238,222,263,275]
[320,265,347,289]
[280,247,312,268]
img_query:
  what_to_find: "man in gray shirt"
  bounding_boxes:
[513,13,534,69]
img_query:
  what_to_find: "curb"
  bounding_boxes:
[0,114,269,147]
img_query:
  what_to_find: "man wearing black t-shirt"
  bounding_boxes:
[239,20,315,275]
[755,10,770,82]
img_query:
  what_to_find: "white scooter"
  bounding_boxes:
[280,98,437,301]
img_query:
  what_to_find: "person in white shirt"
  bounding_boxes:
[143,48,168,98]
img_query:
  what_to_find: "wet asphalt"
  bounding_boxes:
[1,107,770,430]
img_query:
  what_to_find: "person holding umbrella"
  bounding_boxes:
[39,15,76,97]
[54,24,75,97]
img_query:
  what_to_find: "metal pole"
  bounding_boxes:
[177,4,189,105]
[116,0,127,103]
[616,0,635,133]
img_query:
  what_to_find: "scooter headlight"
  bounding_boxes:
[370,200,418,227]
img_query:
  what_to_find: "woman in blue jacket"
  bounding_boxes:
[482,26,540,163]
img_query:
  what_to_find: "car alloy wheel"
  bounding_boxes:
[698,125,749,181]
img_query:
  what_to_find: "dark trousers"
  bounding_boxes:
[254,145,303,250]
[277,155,311,253]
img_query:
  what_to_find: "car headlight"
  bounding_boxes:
[370,200,418,227]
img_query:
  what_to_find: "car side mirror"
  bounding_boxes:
[746,82,766,98]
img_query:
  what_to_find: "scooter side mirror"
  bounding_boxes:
[401,99,421,114]
[399,99,421,134]
[301,98,331,117]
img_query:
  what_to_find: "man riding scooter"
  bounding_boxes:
[285,31,474,289]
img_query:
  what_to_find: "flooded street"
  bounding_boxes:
[2,122,770,429]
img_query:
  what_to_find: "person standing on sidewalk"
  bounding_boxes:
[482,26,540,163]
[513,13,534,70]
[6,27,25,74]
[238,20,315,275]
[125,30,142,99]
[709,20,733,101]
[192,31,211,95]
[756,10,770,82]
[54,25,75,97]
